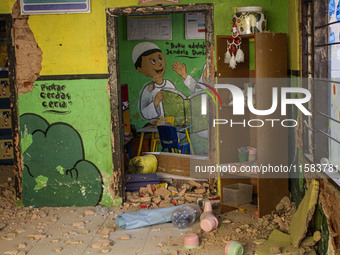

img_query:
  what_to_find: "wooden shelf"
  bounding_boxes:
[216,33,289,217]
[221,203,258,213]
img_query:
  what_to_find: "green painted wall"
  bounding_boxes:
[288,0,300,70]
[19,79,114,206]
[3,0,289,207]
[118,13,206,130]
[213,0,288,36]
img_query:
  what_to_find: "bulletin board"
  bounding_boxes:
[20,0,91,15]
[127,14,172,41]
[185,13,206,39]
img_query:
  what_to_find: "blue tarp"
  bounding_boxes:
[115,205,185,230]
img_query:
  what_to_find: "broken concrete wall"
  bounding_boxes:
[12,2,42,95]
[316,179,340,254]
[286,0,340,253]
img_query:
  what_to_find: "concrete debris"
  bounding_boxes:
[254,239,266,245]
[128,195,141,203]
[99,227,114,235]
[84,210,95,216]
[177,188,186,197]
[67,240,82,245]
[120,234,131,240]
[158,242,166,248]
[188,180,203,188]
[140,196,152,203]
[167,186,178,193]
[159,201,174,208]
[256,180,320,255]
[68,231,78,235]
[222,219,231,224]
[125,180,210,209]
[154,187,171,199]
[17,243,26,249]
[4,250,25,255]
[26,234,47,240]
[276,196,292,211]
[101,248,111,254]
[50,216,58,222]
[54,248,62,253]
[152,196,162,204]
[194,187,206,194]
[1,232,16,240]
[72,221,85,228]
[289,180,319,247]
[301,231,321,247]
[91,239,112,248]
[181,183,191,190]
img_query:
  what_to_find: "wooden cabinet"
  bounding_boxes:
[216,33,289,217]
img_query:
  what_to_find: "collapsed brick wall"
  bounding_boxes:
[12,1,42,95]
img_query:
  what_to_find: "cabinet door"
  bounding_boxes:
[255,33,287,78]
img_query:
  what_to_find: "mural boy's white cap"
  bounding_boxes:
[132,42,160,64]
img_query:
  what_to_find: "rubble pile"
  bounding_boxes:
[0,181,16,209]
[0,181,54,230]
[124,180,213,209]
[195,196,297,254]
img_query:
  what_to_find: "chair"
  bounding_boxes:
[150,117,175,152]
[157,125,191,154]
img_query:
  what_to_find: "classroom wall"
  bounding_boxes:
[0,0,15,14]
[118,13,206,130]
[2,0,289,207]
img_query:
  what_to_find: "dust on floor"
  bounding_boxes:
[1,175,297,255]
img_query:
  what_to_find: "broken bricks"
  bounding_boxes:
[72,221,86,228]
[154,187,171,199]
[91,239,113,249]
[120,234,131,240]
[1,232,16,240]
[26,234,47,240]
[125,180,209,209]
[4,250,26,255]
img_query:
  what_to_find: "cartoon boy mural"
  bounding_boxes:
[132,42,200,121]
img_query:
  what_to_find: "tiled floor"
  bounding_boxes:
[0,206,218,255]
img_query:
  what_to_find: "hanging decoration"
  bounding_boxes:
[224,23,244,69]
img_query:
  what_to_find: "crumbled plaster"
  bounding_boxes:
[318,179,340,254]
[289,179,319,247]
[12,1,42,94]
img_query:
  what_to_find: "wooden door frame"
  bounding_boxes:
[106,4,215,200]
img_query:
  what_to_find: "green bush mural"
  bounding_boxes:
[21,113,103,207]
[18,79,114,206]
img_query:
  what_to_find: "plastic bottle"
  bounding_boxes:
[171,204,202,229]
[96,205,109,216]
